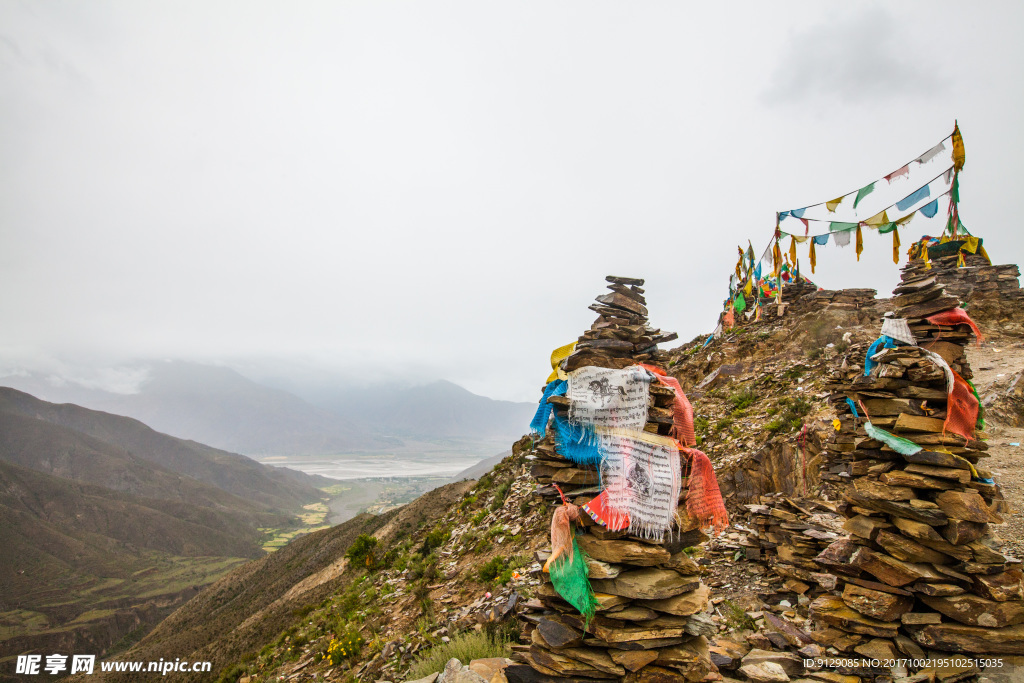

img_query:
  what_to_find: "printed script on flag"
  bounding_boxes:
[597,427,681,541]
[567,366,650,431]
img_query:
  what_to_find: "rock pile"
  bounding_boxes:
[739,496,845,600]
[810,256,1024,662]
[509,276,716,683]
[925,252,1023,308]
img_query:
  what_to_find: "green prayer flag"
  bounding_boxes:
[878,222,898,234]
[829,222,858,232]
[854,182,876,209]
[734,292,746,313]
[549,538,598,626]
[951,174,960,204]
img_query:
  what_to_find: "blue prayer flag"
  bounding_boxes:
[791,208,806,219]
[920,199,939,218]
[813,234,829,245]
[896,185,930,211]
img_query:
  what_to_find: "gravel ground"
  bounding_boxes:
[966,341,1024,560]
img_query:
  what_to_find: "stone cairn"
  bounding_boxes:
[809,255,1023,672]
[508,276,717,683]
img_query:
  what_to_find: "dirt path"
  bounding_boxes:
[966,339,1024,560]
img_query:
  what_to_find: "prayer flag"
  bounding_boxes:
[791,208,806,218]
[896,185,930,211]
[920,199,939,218]
[833,229,852,248]
[865,210,889,227]
[951,174,959,204]
[952,123,965,171]
[856,225,863,261]
[916,142,946,165]
[854,182,875,209]
[886,165,910,183]
[597,427,682,541]
[826,196,844,212]
[809,238,816,273]
[813,234,829,245]
[547,342,578,383]
[789,236,797,266]
[892,227,900,264]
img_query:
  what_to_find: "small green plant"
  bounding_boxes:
[473,538,492,554]
[720,600,757,631]
[407,631,513,680]
[422,527,451,554]
[767,418,786,433]
[729,387,758,411]
[489,481,511,511]
[325,629,363,665]
[472,510,487,525]
[478,557,506,583]
[346,534,379,569]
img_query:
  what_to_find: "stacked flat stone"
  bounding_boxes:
[739,495,844,599]
[508,276,715,683]
[807,257,1024,674]
[924,251,1023,306]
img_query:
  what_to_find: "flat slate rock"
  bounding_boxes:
[590,568,700,600]
[576,535,671,566]
[907,622,1024,655]
[920,593,1024,627]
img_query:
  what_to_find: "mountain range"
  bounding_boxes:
[0,362,535,457]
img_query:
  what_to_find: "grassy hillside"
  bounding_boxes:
[92,479,480,682]
[0,388,340,668]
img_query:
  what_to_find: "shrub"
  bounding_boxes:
[478,557,506,583]
[489,482,511,511]
[325,629,363,665]
[407,631,513,680]
[346,534,379,569]
[729,387,758,411]
[422,527,450,554]
[472,510,487,525]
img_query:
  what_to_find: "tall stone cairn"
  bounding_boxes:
[508,276,716,683]
[811,254,1023,673]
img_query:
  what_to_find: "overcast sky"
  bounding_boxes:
[2,1,1022,402]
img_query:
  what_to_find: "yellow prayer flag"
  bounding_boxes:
[789,236,797,266]
[896,213,914,227]
[865,210,889,228]
[546,341,577,383]
[744,278,752,297]
[772,240,782,277]
[892,227,901,265]
[833,419,841,431]
[809,238,816,274]
[962,235,980,254]
[952,122,966,171]
[978,244,992,265]
[855,225,863,262]
[826,197,843,212]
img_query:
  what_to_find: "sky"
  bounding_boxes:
[1,1,1022,402]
